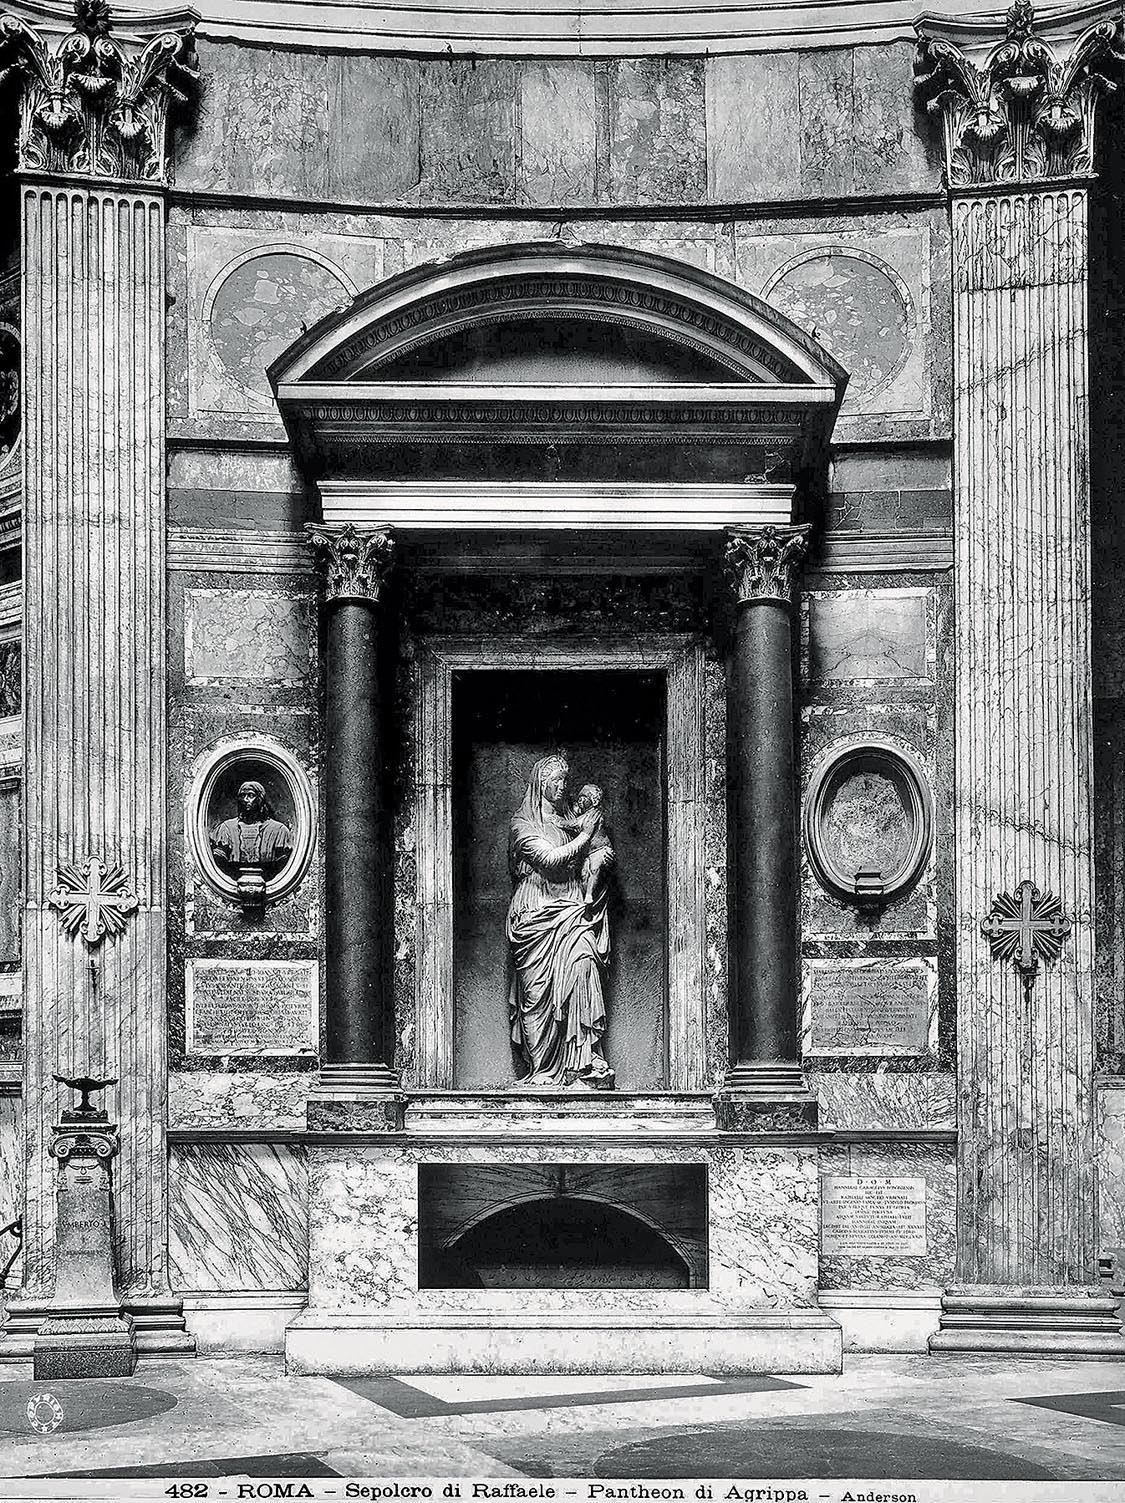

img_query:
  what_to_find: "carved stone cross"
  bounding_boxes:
[981,879,1071,993]
[48,857,137,947]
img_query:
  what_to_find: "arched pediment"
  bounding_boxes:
[270,240,847,392]
[270,242,846,514]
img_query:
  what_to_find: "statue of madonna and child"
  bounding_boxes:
[507,752,617,1090]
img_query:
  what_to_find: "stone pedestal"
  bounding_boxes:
[916,7,1125,1355]
[32,1121,135,1380]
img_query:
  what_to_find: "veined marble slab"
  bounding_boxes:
[169,1142,308,1293]
[168,1071,314,1130]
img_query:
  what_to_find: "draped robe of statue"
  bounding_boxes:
[507,759,613,1088]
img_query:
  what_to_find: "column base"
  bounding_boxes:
[717,1063,817,1129]
[724,1061,812,1097]
[307,1063,406,1131]
[929,1286,1125,1357]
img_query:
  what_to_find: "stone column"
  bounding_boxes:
[0,5,198,1355]
[917,2,1125,1353]
[306,524,401,1107]
[722,525,812,1104]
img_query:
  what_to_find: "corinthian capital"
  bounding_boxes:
[0,0,198,184]
[306,524,396,605]
[915,1,1125,186]
[724,524,812,608]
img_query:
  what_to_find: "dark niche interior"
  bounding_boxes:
[418,1164,707,1289]
[451,668,667,1090]
[374,316,738,386]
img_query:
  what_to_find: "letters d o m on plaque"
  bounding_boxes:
[32,1074,137,1381]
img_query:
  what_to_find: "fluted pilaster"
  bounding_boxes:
[19,181,170,1299]
[917,6,1125,1353]
[951,186,1095,1286]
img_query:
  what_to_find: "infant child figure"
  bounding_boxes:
[570,783,615,917]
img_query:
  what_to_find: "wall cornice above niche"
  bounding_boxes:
[0,0,1071,58]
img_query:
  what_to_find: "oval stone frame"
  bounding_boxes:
[803,739,933,905]
[186,736,317,905]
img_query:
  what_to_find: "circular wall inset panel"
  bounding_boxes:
[763,250,912,402]
[186,736,317,905]
[803,739,932,905]
[205,250,355,399]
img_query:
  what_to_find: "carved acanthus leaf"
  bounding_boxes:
[724,524,812,608]
[0,0,198,183]
[915,1,1125,185]
[306,523,396,605]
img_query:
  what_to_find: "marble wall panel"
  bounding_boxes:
[0,781,20,968]
[703,652,729,1087]
[182,223,384,439]
[184,590,315,687]
[418,60,518,203]
[175,40,330,199]
[818,1141,955,1289]
[797,50,854,199]
[174,40,937,211]
[851,44,935,196]
[519,64,597,206]
[1098,1085,1125,1248]
[806,592,931,686]
[0,1093,19,1225]
[809,1070,956,1130]
[169,1142,308,1292]
[169,566,323,1073]
[168,1071,313,1131]
[597,59,707,206]
[307,1142,818,1313]
[328,55,421,203]
[706,54,800,203]
[734,220,931,424]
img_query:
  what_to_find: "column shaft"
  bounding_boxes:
[324,601,393,1068]
[729,602,799,1067]
[953,186,1096,1286]
[22,181,169,1294]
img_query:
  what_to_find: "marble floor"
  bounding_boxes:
[0,1356,1124,1487]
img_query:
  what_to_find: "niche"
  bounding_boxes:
[451,669,667,1090]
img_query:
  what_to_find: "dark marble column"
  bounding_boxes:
[723,525,811,1098]
[306,524,399,1093]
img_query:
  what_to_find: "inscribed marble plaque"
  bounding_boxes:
[808,962,931,1053]
[186,960,317,1055]
[185,589,314,686]
[821,1176,927,1256]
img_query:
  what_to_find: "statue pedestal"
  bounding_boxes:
[32,1120,136,1380]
